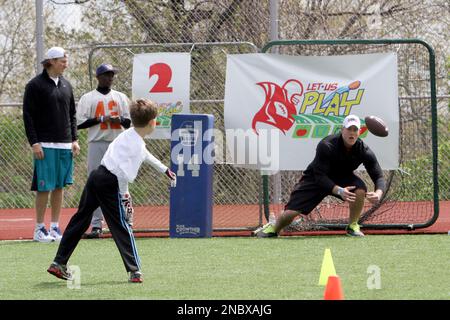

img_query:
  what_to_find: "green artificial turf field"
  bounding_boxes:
[0,235,449,300]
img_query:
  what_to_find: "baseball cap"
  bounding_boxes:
[96,64,118,76]
[343,115,361,129]
[41,47,66,63]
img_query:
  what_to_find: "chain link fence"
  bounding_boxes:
[260,40,447,231]
[88,42,261,230]
[0,0,448,232]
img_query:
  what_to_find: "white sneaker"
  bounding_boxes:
[33,227,55,243]
[49,226,63,242]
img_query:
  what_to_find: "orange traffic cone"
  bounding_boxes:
[324,275,344,300]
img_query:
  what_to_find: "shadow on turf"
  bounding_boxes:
[34,281,68,289]
[276,235,348,240]
[35,280,128,289]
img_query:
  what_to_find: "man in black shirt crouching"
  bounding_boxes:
[256,114,386,238]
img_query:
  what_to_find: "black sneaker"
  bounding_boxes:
[47,262,73,281]
[83,227,102,239]
[256,230,278,238]
[346,223,365,237]
[129,271,143,283]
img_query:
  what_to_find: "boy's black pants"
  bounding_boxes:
[54,165,141,272]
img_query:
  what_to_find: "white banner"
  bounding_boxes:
[224,53,399,171]
[132,53,191,139]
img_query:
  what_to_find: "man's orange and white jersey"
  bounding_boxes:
[77,89,131,143]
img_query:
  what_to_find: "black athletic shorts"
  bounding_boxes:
[284,173,367,214]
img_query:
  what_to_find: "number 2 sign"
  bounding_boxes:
[132,52,191,139]
[149,63,173,93]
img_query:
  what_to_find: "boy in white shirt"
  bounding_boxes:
[47,98,176,283]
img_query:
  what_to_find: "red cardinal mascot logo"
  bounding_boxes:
[252,79,303,135]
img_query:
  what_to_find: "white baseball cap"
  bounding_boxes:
[343,115,361,129]
[41,47,66,63]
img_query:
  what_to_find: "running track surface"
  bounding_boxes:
[0,201,448,240]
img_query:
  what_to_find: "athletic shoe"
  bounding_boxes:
[33,227,55,243]
[254,223,278,238]
[346,223,365,237]
[83,227,102,239]
[128,271,143,283]
[49,226,63,242]
[47,262,73,281]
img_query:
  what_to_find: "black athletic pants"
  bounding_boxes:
[285,173,368,214]
[54,165,141,272]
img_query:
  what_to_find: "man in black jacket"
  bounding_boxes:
[256,114,385,238]
[23,47,80,243]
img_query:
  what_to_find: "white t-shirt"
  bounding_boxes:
[50,76,59,86]
[40,142,72,149]
[76,89,130,143]
[101,128,168,193]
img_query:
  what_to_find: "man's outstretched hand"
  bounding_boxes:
[366,190,383,204]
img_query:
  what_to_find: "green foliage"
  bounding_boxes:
[0,193,33,208]
[437,139,450,200]
[0,112,33,207]
[398,118,450,200]
[399,154,434,201]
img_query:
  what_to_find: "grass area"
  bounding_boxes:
[0,235,449,300]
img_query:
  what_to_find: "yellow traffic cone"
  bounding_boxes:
[318,248,337,286]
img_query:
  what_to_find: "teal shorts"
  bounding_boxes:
[31,148,74,191]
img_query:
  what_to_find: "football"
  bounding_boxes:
[364,116,389,137]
